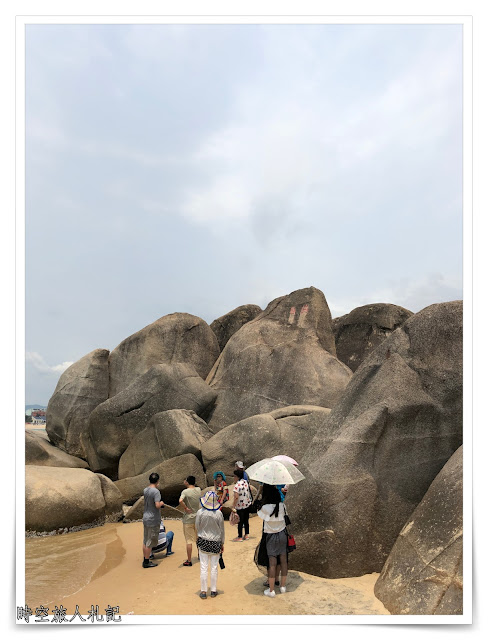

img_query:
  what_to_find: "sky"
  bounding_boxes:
[25,23,463,405]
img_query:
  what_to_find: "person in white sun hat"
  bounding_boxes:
[234,460,249,482]
[195,491,225,599]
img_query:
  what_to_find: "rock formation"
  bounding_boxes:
[114,453,206,506]
[34,289,463,553]
[46,349,109,459]
[118,409,213,479]
[96,473,124,522]
[374,446,463,615]
[26,429,89,469]
[25,466,123,534]
[205,287,352,431]
[202,405,331,480]
[286,301,463,578]
[210,304,262,350]
[85,363,217,476]
[333,303,413,372]
[108,312,220,397]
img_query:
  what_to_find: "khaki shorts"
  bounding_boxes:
[143,524,160,549]
[183,523,197,543]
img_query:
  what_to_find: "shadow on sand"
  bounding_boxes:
[244,571,304,596]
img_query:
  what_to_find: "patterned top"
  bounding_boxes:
[233,479,252,509]
[215,481,229,505]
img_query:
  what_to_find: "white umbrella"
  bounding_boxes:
[271,454,298,466]
[246,458,305,485]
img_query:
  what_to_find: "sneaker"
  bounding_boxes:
[264,589,276,598]
[166,551,175,556]
[199,592,207,599]
[149,553,155,559]
[210,591,218,598]
[142,560,157,568]
[280,586,287,594]
[183,560,192,566]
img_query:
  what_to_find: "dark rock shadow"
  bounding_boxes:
[244,571,304,596]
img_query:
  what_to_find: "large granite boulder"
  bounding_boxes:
[123,496,184,522]
[114,453,206,506]
[374,446,463,615]
[286,301,463,578]
[118,410,213,480]
[202,405,332,480]
[25,429,89,469]
[96,473,124,522]
[46,349,109,459]
[25,466,121,534]
[108,312,220,397]
[210,304,262,350]
[333,303,413,372]
[86,363,217,476]
[205,287,352,431]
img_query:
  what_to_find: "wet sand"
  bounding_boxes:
[25,516,389,616]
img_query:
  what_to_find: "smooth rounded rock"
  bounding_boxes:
[375,446,463,615]
[26,429,89,469]
[118,409,214,480]
[210,304,262,350]
[86,363,217,474]
[206,287,351,431]
[333,303,413,372]
[109,312,220,397]
[287,301,463,579]
[46,349,109,459]
[26,467,108,534]
[202,405,331,481]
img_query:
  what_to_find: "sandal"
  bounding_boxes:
[183,560,192,566]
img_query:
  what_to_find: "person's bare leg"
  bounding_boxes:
[268,556,277,592]
[279,553,288,587]
[186,543,192,562]
[143,544,151,560]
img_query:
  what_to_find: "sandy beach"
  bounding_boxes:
[25,515,389,616]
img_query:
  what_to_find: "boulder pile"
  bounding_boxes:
[286,301,463,581]
[32,287,463,614]
[205,287,352,431]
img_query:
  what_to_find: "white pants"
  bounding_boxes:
[199,551,219,592]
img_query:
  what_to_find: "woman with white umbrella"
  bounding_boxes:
[247,458,304,598]
[271,455,298,502]
[257,483,288,597]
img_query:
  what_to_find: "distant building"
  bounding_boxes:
[31,409,46,425]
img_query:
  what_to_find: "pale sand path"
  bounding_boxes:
[25,516,389,616]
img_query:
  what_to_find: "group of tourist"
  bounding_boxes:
[142,461,290,599]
